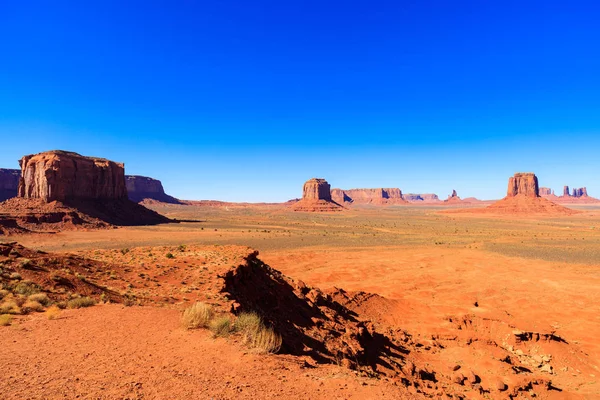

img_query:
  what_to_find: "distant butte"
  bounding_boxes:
[290,178,344,212]
[330,188,407,205]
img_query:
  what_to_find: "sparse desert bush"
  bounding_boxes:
[234,312,282,354]
[0,289,9,300]
[22,300,44,313]
[14,281,40,296]
[0,300,21,315]
[28,293,51,306]
[209,315,232,337]
[9,272,22,280]
[67,297,96,309]
[45,305,61,320]
[249,325,282,354]
[181,302,213,329]
[233,312,262,336]
[0,314,12,326]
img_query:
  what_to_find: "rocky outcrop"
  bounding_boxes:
[539,187,554,196]
[291,178,343,212]
[302,178,332,201]
[125,175,181,204]
[573,187,588,197]
[0,168,20,201]
[563,186,570,197]
[0,150,172,232]
[18,151,127,202]
[507,173,539,198]
[480,173,577,215]
[330,188,407,205]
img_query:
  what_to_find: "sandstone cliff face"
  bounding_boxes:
[330,188,407,205]
[19,151,127,202]
[573,187,588,197]
[404,193,440,202]
[563,186,570,197]
[125,175,180,204]
[291,178,343,212]
[0,169,20,201]
[303,178,332,201]
[539,187,554,196]
[507,173,539,198]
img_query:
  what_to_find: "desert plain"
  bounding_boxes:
[2,201,600,399]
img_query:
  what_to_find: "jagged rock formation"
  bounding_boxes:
[404,193,440,203]
[563,186,570,197]
[0,150,171,232]
[330,188,407,205]
[507,173,539,198]
[572,187,588,197]
[19,151,127,202]
[540,185,599,203]
[0,168,20,201]
[291,178,343,212]
[125,175,181,204]
[444,190,461,203]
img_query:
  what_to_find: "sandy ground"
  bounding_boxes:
[2,204,600,398]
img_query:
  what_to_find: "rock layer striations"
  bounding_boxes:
[19,151,127,202]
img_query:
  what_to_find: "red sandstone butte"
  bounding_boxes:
[484,173,577,215]
[291,178,343,212]
[506,173,539,198]
[19,150,127,202]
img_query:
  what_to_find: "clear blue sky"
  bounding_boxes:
[1,1,599,201]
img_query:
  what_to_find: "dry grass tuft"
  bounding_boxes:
[0,314,12,326]
[209,315,232,337]
[13,281,40,296]
[22,300,44,313]
[45,305,61,320]
[67,297,96,309]
[233,312,282,354]
[181,302,213,329]
[0,300,21,315]
[28,293,51,306]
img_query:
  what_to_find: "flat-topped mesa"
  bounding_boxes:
[0,168,20,201]
[539,187,554,196]
[18,151,127,202]
[507,173,539,198]
[125,175,180,204]
[303,178,332,201]
[331,188,406,205]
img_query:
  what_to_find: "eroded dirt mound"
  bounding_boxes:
[0,242,123,304]
[0,197,171,234]
[290,199,345,212]
[220,255,558,398]
[485,195,579,215]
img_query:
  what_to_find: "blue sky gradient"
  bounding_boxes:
[1,1,599,201]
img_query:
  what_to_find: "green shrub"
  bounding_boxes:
[28,293,51,306]
[14,281,40,296]
[165,253,174,259]
[209,315,232,337]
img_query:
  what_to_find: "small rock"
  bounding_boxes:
[495,381,508,391]
[540,364,553,374]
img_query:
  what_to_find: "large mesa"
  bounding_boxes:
[507,172,539,198]
[126,175,181,204]
[0,168,20,202]
[331,187,407,205]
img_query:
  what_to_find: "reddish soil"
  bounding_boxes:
[446,195,579,216]
[290,199,345,212]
